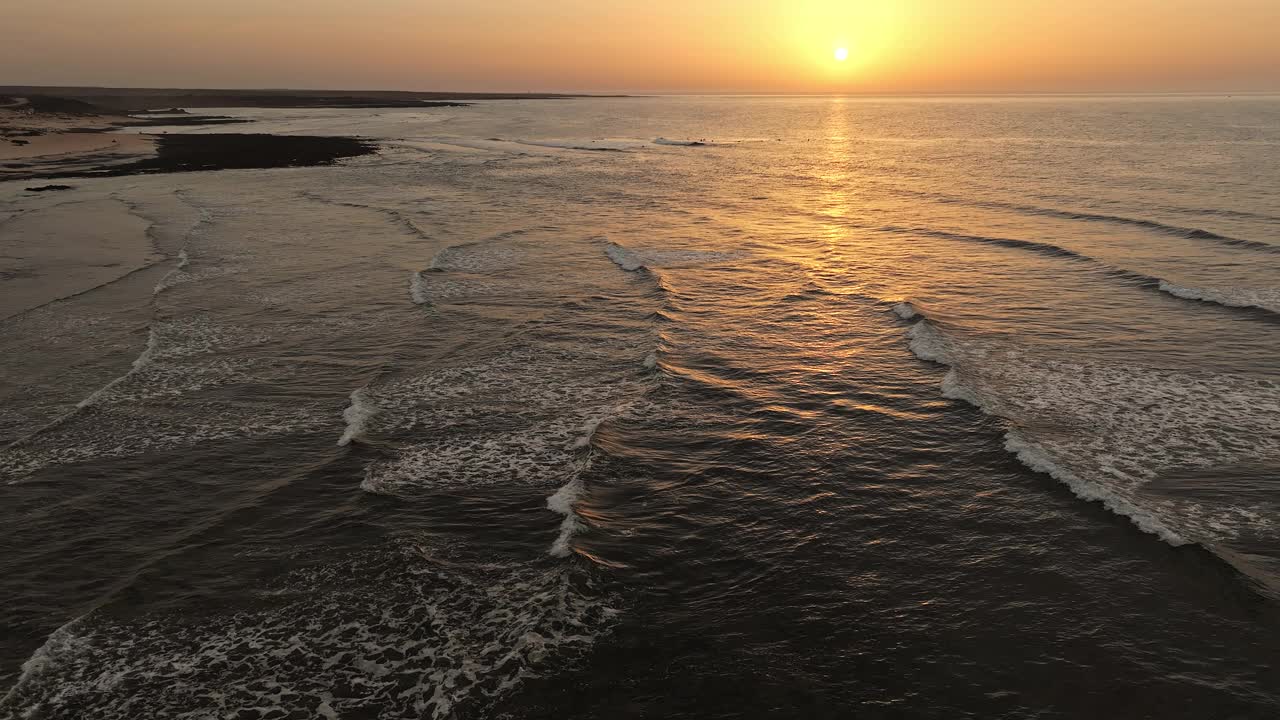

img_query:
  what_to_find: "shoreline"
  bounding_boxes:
[4,133,378,183]
[2,97,380,184]
[0,86,623,113]
[0,85,630,183]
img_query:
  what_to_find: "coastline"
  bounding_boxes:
[1,96,379,183]
[0,86,618,112]
[1,85,630,183]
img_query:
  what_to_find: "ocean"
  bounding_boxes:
[2,95,1279,718]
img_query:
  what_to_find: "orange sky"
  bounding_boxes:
[3,1,1278,93]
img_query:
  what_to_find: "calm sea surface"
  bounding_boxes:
[2,96,1279,718]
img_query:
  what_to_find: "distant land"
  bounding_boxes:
[0,86,623,112]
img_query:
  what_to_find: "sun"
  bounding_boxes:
[834,47,849,62]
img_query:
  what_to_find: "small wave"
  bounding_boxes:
[78,327,160,409]
[891,302,919,320]
[1009,204,1279,254]
[888,188,1280,254]
[154,264,238,295]
[549,411,628,557]
[905,320,948,363]
[301,192,432,241]
[603,240,743,272]
[886,225,1279,319]
[547,476,586,559]
[604,242,645,272]
[338,387,376,446]
[154,250,189,294]
[1157,281,1280,315]
[880,225,1092,262]
[0,615,86,710]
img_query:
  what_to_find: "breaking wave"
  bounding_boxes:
[1156,281,1280,315]
[898,312,1280,556]
[338,387,376,446]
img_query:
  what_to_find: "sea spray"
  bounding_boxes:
[338,387,377,446]
[547,476,586,558]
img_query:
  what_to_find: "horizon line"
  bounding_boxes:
[3,84,1279,98]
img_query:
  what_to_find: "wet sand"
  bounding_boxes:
[0,198,161,320]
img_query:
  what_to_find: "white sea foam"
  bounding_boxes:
[154,263,241,294]
[604,242,645,272]
[0,616,87,710]
[0,316,311,482]
[338,387,377,446]
[354,344,656,561]
[1,403,326,483]
[547,476,587,558]
[905,321,948,363]
[905,318,1280,548]
[548,410,627,557]
[0,546,619,720]
[1157,280,1280,314]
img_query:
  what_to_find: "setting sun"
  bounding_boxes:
[834,47,849,62]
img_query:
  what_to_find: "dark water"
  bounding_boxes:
[2,96,1279,718]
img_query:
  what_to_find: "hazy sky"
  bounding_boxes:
[3,1,1278,93]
